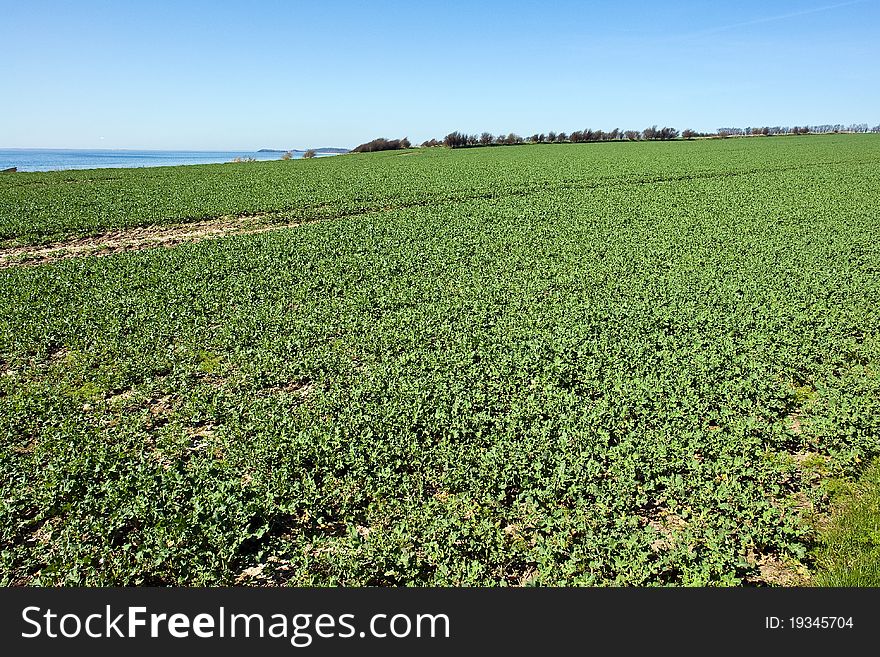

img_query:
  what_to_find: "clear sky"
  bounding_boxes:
[2,0,878,150]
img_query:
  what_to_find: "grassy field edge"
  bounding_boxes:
[811,459,880,586]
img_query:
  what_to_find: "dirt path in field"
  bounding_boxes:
[0,215,298,268]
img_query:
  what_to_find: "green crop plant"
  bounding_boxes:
[1,135,879,585]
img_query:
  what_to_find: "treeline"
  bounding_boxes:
[419,122,879,149]
[351,137,411,153]
[718,123,879,137]
[426,126,683,148]
[353,122,880,154]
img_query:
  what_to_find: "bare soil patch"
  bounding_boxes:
[0,214,297,268]
[745,551,811,586]
[642,505,689,552]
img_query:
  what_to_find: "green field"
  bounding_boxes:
[2,136,879,585]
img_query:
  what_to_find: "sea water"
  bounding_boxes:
[0,149,335,173]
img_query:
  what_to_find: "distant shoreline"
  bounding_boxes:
[258,148,350,154]
[0,148,347,173]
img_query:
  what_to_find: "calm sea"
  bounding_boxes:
[0,149,335,173]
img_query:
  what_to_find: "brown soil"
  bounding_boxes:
[745,551,811,586]
[0,214,297,268]
[642,505,689,552]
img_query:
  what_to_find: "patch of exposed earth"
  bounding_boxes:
[0,214,296,268]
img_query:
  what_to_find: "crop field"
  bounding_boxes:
[1,135,879,585]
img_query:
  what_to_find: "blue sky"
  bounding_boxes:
[2,0,878,149]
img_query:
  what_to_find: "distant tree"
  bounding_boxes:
[537,133,546,143]
[681,129,696,139]
[610,128,621,140]
[761,126,770,136]
[281,150,293,160]
[479,132,494,146]
[443,131,468,148]
[556,132,567,142]
[303,149,317,159]
[547,131,557,143]
[569,130,584,143]
[352,137,409,153]
[421,138,440,147]
[623,130,640,141]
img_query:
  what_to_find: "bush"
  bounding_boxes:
[303,149,317,159]
[352,137,411,153]
[443,132,468,148]
[642,126,679,141]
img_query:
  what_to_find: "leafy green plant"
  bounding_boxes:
[1,135,879,585]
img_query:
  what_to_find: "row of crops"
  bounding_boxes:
[1,136,879,584]
[1,136,877,245]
